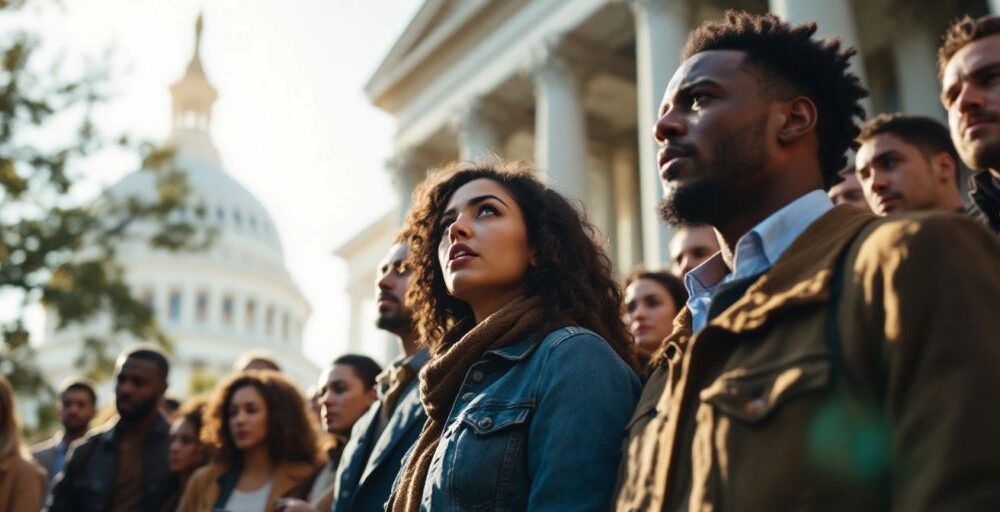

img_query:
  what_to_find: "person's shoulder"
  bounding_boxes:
[856,210,999,260]
[187,462,226,488]
[539,326,606,349]
[5,453,47,483]
[30,435,59,455]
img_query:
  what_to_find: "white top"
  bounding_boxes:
[223,479,273,512]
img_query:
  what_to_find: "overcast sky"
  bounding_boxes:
[7,0,424,366]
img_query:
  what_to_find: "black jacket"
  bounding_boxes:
[45,414,172,512]
[970,171,1000,234]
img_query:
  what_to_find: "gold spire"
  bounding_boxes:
[168,12,220,164]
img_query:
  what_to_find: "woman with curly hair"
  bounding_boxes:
[177,370,321,512]
[389,160,642,511]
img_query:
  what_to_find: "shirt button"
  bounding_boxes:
[461,392,474,401]
[471,370,484,382]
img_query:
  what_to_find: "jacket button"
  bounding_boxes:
[478,417,493,429]
[461,392,475,401]
[471,370,484,382]
[744,398,767,418]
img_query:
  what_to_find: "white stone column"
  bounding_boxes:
[611,143,641,275]
[451,97,502,161]
[992,0,1000,15]
[629,0,687,268]
[893,17,945,119]
[769,0,870,111]
[387,148,427,223]
[525,37,589,203]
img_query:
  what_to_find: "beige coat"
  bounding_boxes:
[177,461,316,512]
[616,207,1000,511]
[0,452,46,512]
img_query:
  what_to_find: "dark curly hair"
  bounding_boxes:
[681,10,868,187]
[201,370,319,468]
[938,15,1000,79]
[402,160,639,372]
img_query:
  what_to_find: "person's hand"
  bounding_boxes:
[274,497,317,512]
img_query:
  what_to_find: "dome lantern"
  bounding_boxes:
[168,12,221,165]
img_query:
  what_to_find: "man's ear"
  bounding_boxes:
[776,96,818,145]
[932,152,958,186]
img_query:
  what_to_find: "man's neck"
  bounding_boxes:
[395,331,419,357]
[63,428,87,444]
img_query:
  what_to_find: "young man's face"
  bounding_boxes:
[854,133,950,214]
[655,50,774,227]
[59,389,96,434]
[827,172,870,211]
[942,34,1000,173]
[115,357,166,421]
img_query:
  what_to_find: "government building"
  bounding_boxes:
[36,18,317,406]
[336,0,997,359]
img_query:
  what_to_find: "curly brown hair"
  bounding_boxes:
[201,370,319,467]
[938,15,1000,79]
[402,160,639,372]
[681,10,868,188]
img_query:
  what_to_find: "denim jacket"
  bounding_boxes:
[413,326,641,511]
[331,349,429,512]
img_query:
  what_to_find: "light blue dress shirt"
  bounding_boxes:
[684,190,834,332]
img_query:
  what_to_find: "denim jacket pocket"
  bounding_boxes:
[700,356,831,423]
[447,402,534,510]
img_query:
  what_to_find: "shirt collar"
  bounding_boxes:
[684,190,833,291]
[731,189,833,280]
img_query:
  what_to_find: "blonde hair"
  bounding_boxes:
[0,375,29,460]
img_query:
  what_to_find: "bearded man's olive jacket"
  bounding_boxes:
[616,206,1000,511]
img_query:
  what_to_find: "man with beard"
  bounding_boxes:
[615,11,1000,511]
[32,380,97,495]
[940,15,1000,234]
[47,346,171,512]
[327,240,429,512]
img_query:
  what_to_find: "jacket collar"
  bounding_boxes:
[705,205,877,334]
[484,334,544,362]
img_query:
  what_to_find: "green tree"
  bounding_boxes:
[0,0,212,407]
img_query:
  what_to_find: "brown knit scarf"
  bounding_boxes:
[391,295,546,512]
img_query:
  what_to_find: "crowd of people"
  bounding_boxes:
[3,8,1000,512]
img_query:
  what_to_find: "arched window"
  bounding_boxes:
[265,306,275,336]
[168,290,182,322]
[195,291,209,323]
[245,299,257,332]
[233,209,243,229]
[281,312,290,341]
[216,206,226,223]
[222,295,234,326]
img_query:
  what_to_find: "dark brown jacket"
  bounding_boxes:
[616,206,1000,511]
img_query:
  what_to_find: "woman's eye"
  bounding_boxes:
[477,205,498,217]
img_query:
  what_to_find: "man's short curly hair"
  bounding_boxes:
[681,10,868,187]
[938,15,1000,79]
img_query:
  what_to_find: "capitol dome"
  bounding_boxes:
[37,15,318,398]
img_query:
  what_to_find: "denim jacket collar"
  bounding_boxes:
[483,333,545,362]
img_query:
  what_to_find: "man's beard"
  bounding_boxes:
[376,311,413,336]
[658,119,768,227]
[117,397,158,422]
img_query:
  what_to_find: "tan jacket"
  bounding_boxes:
[0,452,47,512]
[616,206,1000,511]
[176,461,316,512]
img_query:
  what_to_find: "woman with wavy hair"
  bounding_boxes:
[390,160,642,511]
[0,374,47,511]
[177,370,320,512]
